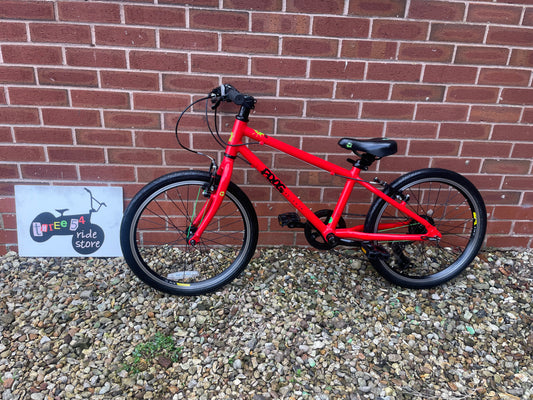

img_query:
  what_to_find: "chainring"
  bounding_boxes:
[304,209,346,250]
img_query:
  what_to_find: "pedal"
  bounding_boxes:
[278,212,305,229]
[361,242,390,260]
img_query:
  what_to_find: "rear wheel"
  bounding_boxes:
[120,171,258,296]
[364,168,486,289]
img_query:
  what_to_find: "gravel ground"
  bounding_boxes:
[0,247,531,400]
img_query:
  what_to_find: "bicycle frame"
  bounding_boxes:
[187,118,442,246]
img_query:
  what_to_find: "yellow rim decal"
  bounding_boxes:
[473,212,477,226]
[176,282,190,287]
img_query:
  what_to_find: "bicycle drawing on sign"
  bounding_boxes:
[30,188,107,255]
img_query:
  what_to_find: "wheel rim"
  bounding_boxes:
[371,177,482,282]
[128,180,252,290]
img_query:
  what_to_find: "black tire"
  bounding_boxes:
[120,171,258,296]
[364,168,486,289]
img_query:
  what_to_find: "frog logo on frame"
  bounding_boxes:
[15,186,123,257]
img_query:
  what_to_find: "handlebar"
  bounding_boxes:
[210,84,256,110]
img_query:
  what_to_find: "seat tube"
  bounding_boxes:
[329,168,358,229]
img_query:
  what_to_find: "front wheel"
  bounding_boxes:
[120,171,258,296]
[364,168,486,289]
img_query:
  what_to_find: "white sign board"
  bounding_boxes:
[15,185,123,257]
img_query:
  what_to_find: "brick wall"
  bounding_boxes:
[0,0,532,254]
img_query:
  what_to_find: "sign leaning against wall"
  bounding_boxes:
[15,186,123,257]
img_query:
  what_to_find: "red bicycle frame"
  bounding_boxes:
[188,118,442,245]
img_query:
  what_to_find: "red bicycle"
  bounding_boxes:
[120,84,487,296]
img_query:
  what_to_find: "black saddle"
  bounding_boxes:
[338,138,397,158]
[56,208,69,215]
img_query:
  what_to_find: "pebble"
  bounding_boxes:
[0,248,531,399]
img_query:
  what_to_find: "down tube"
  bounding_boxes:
[238,146,327,234]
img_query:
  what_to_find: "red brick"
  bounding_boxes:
[191,54,247,75]
[124,5,185,27]
[66,48,127,69]
[391,84,444,102]
[423,65,477,84]
[409,140,459,156]
[500,88,533,105]
[129,51,187,72]
[190,9,248,30]
[398,43,453,62]
[522,108,533,123]
[278,119,329,135]
[21,164,77,180]
[282,37,338,57]
[47,146,105,163]
[222,34,279,54]
[331,121,384,137]
[510,49,533,67]
[336,82,389,100]
[71,90,130,109]
[467,4,522,24]
[80,165,135,182]
[0,90,4,105]
[108,148,162,165]
[0,0,54,20]
[440,123,490,140]
[95,26,156,47]
[341,40,397,60]
[461,141,511,157]
[30,23,91,44]
[514,221,533,235]
[252,13,310,35]
[254,99,304,117]
[446,86,499,104]
[104,111,160,130]
[225,0,281,10]
[313,16,370,38]
[362,102,414,120]
[307,101,358,118]
[386,122,437,139]
[0,66,35,84]
[279,81,333,98]
[252,57,308,78]
[470,106,521,123]
[134,130,182,148]
[163,74,219,93]
[409,0,465,21]
[0,164,18,179]
[38,68,98,87]
[219,78,278,97]
[309,60,365,80]
[492,205,533,220]
[430,23,486,43]
[487,27,533,46]
[160,30,218,51]
[42,109,101,127]
[486,236,529,248]
[58,1,121,23]
[511,143,533,159]
[0,127,12,142]
[9,87,68,106]
[101,71,159,91]
[133,93,190,111]
[431,158,481,174]
[0,107,39,124]
[492,125,532,141]
[372,20,428,40]
[287,0,344,14]
[367,63,422,82]
[416,104,468,121]
[349,0,406,17]
[0,22,27,41]
[455,46,509,65]
[15,127,73,145]
[0,145,45,161]
[160,0,217,5]
[77,129,132,147]
[482,159,530,175]
[478,68,531,86]
[525,8,533,26]
[1,45,62,65]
